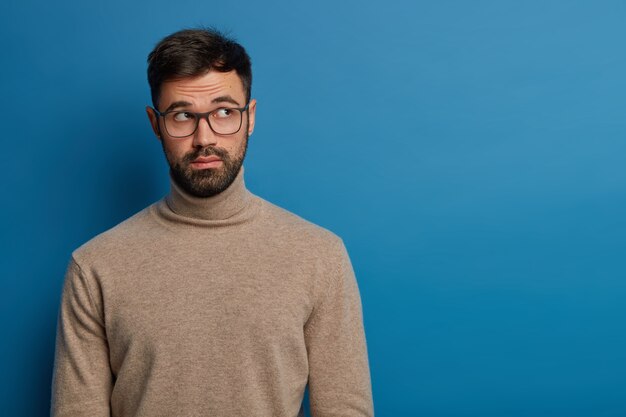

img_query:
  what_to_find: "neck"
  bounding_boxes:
[165,166,251,221]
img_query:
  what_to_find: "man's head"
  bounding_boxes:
[146,28,255,198]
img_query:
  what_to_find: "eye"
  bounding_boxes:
[172,112,194,122]
[213,108,234,119]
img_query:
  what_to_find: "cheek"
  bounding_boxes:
[163,140,187,157]
[162,140,191,164]
[230,140,247,160]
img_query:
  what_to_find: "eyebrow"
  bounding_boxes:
[211,95,241,106]
[163,101,192,113]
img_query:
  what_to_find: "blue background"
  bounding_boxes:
[2,1,625,415]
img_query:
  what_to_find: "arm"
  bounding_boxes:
[51,257,113,417]
[304,239,374,417]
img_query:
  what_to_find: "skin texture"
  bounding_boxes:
[146,70,257,197]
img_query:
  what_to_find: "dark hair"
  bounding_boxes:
[147,28,252,108]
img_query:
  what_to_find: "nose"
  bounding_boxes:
[192,115,217,147]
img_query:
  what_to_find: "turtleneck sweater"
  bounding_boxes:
[51,167,374,417]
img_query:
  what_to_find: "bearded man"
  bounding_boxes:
[51,28,373,417]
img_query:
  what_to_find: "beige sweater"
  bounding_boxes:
[51,167,373,417]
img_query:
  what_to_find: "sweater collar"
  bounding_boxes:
[164,166,251,221]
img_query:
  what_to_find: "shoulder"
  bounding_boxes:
[71,202,160,267]
[252,195,346,253]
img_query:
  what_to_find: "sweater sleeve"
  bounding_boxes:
[50,257,113,417]
[304,239,374,417]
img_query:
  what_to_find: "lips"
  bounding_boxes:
[189,154,223,170]
[193,156,222,163]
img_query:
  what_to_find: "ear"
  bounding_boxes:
[247,99,257,136]
[146,106,161,140]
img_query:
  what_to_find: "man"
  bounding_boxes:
[51,28,373,417]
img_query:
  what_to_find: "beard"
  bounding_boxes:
[163,132,248,198]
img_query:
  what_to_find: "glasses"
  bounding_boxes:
[152,103,249,137]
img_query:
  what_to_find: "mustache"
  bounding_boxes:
[183,146,230,163]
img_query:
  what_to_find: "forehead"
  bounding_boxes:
[159,70,246,107]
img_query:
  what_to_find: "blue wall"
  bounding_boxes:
[2,1,625,415]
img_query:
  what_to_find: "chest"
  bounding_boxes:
[101,242,317,370]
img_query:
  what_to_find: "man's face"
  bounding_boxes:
[146,70,256,198]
